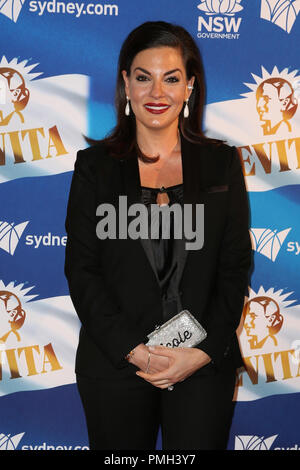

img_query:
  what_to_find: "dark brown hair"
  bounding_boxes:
[85,21,220,161]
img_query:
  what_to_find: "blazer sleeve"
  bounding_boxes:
[196,146,252,368]
[64,150,148,369]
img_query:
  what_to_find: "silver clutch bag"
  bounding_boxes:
[145,310,207,348]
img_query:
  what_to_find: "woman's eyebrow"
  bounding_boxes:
[134,67,151,75]
[133,67,182,76]
[165,68,182,76]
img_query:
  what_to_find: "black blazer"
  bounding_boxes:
[64,135,252,379]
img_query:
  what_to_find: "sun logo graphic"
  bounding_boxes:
[0,77,5,104]
[0,290,28,343]
[198,0,243,15]
[234,435,278,450]
[235,286,300,401]
[0,55,88,184]
[0,281,37,348]
[0,220,29,255]
[0,432,25,450]
[0,279,81,398]
[250,227,291,261]
[0,0,25,23]
[204,64,300,190]
[260,0,300,34]
[242,295,284,350]
[242,66,299,136]
[0,59,41,128]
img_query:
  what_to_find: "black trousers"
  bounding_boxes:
[76,358,237,451]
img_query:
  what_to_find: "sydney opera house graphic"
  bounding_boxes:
[234,434,278,450]
[0,432,25,450]
[0,0,25,23]
[0,221,28,255]
[260,0,300,34]
[250,227,291,262]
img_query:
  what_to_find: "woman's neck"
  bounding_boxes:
[136,123,180,160]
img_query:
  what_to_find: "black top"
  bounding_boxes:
[140,183,183,321]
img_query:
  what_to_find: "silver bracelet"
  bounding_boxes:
[145,351,151,373]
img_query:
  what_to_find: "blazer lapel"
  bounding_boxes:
[120,153,161,284]
[176,135,206,291]
[120,135,206,290]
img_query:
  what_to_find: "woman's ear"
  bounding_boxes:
[187,76,195,99]
[121,70,130,98]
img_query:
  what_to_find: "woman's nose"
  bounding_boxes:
[150,79,164,98]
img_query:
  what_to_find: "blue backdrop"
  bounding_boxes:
[0,0,300,451]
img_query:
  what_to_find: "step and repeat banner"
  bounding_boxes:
[0,0,299,451]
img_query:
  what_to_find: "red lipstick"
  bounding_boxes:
[144,103,171,114]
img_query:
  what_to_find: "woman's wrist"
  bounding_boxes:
[125,343,148,367]
[125,348,136,362]
[145,351,151,373]
[193,348,212,367]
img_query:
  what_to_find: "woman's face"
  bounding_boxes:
[122,46,194,132]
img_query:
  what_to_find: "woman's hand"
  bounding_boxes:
[128,343,169,373]
[136,346,212,389]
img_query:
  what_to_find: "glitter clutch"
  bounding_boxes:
[145,310,207,348]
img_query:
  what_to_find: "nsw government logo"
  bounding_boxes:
[197,0,243,39]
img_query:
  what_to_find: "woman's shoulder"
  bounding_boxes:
[75,142,120,170]
[186,137,236,163]
[184,138,241,182]
[77,141,109,158]
[208,141,237,166]
[201,139,235,155]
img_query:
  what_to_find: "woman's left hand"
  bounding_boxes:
[136,346,212,389]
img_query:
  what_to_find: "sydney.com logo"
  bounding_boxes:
[0,432,89,450]
[0,0,118,22]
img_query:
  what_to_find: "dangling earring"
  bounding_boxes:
[183,99,189,118]
[125,96,130,116]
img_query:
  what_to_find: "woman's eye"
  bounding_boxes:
[166,76,180,83]
[136,75,150,82]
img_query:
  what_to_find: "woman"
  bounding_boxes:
[64,21,252,450]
